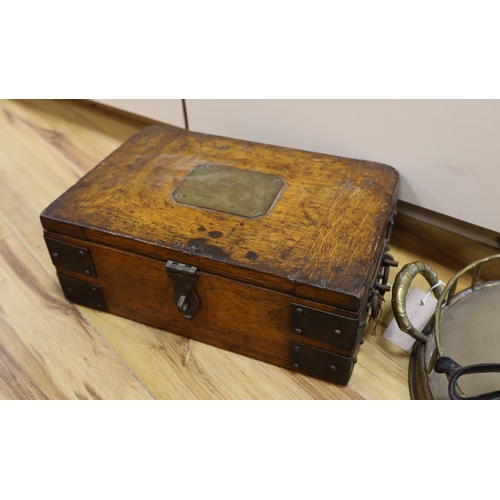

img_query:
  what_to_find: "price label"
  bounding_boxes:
[383,288,438,352]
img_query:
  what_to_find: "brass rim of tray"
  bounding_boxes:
[434,253,500,360]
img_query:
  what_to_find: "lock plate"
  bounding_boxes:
[165,260,200,320]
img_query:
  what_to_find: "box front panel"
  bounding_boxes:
[44,232,366,384]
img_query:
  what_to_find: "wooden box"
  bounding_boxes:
[40,125,399,385]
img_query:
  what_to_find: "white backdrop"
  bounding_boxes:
[95,99,500,234]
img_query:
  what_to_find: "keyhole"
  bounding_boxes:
[177,295,189,312]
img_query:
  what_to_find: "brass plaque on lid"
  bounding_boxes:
[171,163,284,218]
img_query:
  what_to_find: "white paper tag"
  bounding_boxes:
[382,288,438,352]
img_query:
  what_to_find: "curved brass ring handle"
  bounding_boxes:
[391,261,442,342]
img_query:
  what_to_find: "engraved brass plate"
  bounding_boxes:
[172,163,284,218]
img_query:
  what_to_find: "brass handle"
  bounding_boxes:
[391,261,442,342]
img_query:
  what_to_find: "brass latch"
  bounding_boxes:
[165,260,200,320]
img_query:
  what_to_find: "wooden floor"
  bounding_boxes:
[1,99,498,400]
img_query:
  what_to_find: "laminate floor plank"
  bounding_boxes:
[4,100,146,175]
[74,310,362,400]
[0,103,84,269]
[0,101,141,274]
[0,218,11,241]
[0,234,153,400]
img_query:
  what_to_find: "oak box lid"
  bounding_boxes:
[40,125,399,311]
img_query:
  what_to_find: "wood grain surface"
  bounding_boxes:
[43,229,363,377]
[41,125,398,309]
[0,221,152,399]
[1,99,499,399]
